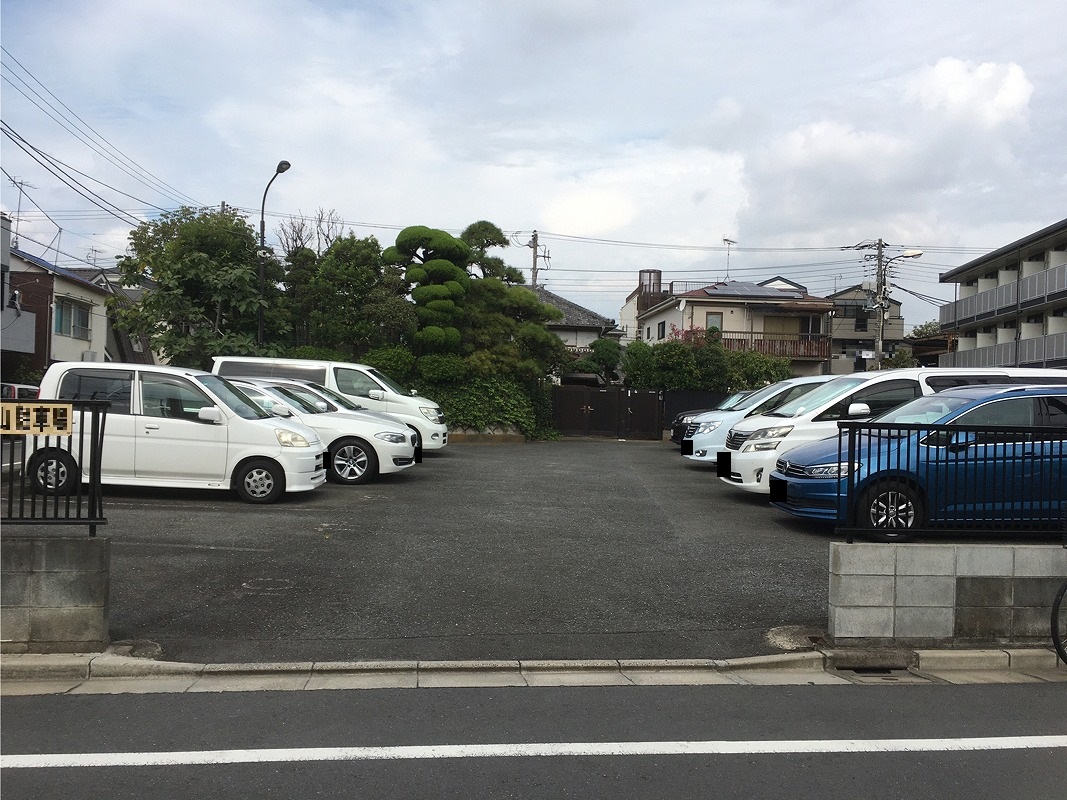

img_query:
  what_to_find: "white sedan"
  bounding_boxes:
[230,379,419,485]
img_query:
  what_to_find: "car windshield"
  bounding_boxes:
[715,391,752,411]
[275,384,338,411]
[261,384,324,413]
[367,368,408,395]
[731,381,806,413]
[871,394,975,425]
[306,382,364,411]
[195,375,270,420]
[764,376,869,418]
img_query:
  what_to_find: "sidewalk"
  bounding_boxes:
[3,647,1065,695]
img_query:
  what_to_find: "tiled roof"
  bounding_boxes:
[533,286,618,329]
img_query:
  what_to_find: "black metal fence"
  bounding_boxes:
[1,400,109,536]
[834,420,1067,537]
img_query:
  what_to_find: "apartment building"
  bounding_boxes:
[938,218,1067,368]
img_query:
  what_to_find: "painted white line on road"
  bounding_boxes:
[5,736,1066,769]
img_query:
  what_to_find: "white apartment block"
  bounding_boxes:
[939,218,1067,368]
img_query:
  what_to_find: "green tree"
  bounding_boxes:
[461,220,525,283]
[570,337,623,383]
[301,233,415,356]
[909,320,942,338]
[620,340,656,388]
[882,349,919,368]
[109,206,282,368]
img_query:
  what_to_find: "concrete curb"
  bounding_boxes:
[2,647,1063,685]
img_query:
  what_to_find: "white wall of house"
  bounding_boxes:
[51,280,108,363]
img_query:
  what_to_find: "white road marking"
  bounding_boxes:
[5,736,1066,769]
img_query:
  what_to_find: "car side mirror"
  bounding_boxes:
[847,402,872,418]
[368,390,385,401]
[268,402,293,418]
[947,430,978,453]
[315,401,329,412]
[409,389,417,396]
[198,406,223,424]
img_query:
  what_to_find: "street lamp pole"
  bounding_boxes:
[258,160,291,346]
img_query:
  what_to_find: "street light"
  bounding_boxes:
[258,160,291,345]
[873,244,922,367]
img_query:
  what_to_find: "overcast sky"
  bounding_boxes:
[3,0,1065,333]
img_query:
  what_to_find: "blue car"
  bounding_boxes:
[769,384,1067,539]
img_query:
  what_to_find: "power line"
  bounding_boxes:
[2,122,144,226]
[0,46,203,207]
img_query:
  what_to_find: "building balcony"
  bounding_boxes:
[941,263,1067,327]
[937,331,1067,368]
[719,331,831,360]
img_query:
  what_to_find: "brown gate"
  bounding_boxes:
[552,387,663,439]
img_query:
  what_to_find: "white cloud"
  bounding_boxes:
[905,58,1033,129]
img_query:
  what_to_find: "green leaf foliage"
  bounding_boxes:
[363,346,417,384]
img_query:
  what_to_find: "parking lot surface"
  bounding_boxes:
[88,439,839,664]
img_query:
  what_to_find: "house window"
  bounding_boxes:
[657,321,666,340]
[645,326,651,340]
[54,299,91,340]
[705,312,723,332]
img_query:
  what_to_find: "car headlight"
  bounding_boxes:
[695,420,722,435]
[275,428,311,447]
[741,425,793,452]
[679,414,697,424]
[375,432,408,444]
[420,406,443,423]
[803,462,859,478]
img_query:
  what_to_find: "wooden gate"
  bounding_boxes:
[552,387,663,439]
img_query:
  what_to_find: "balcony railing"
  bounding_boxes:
[941,263,1067,326]
[718,331,831,360]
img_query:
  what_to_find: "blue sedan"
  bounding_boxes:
[769,384,1067,539]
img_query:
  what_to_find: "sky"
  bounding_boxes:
[3,0,1065,334]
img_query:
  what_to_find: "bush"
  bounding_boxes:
[421,375,557,439]
[363,346,416,385]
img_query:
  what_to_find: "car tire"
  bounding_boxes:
[329,438,378,485]
[28,450,78,495]
[234,459,285,503]
[858,480,924,542]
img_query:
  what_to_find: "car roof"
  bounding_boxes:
[934,383,1067,399]
[45,361,213,377]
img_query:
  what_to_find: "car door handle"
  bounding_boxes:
[144,423,160,430]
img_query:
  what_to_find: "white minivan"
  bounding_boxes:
[30,362,327,503]
[718,367,1067,494]
[212,357,448,450]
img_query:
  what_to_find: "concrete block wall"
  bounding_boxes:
[829,542,1067,647]
[1,536,110,653]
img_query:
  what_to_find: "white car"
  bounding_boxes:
[718,366,1067,494]
[680,375,833,463]
[229,379,418,485]
[30,362,327,503]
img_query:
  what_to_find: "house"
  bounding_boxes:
[1,217,152,378]
[826,284,907,373]
[938,218,1067,368]
[619,270,835,376]
[532,286,624,355]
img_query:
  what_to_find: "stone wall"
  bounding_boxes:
[1,536,110,653]
[829,542,1067,647]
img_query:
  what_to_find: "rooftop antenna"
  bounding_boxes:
[723,237,737,280]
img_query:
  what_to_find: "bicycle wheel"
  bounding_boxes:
[1053,577,1067,668]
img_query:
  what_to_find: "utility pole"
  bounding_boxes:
[529,230,539,287]
[874,237,886,368]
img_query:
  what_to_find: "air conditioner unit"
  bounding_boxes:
[81,350,99,362]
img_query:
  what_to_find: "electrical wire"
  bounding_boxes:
[1,46,202,207]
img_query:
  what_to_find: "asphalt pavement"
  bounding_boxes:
[3,438,1065,689]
